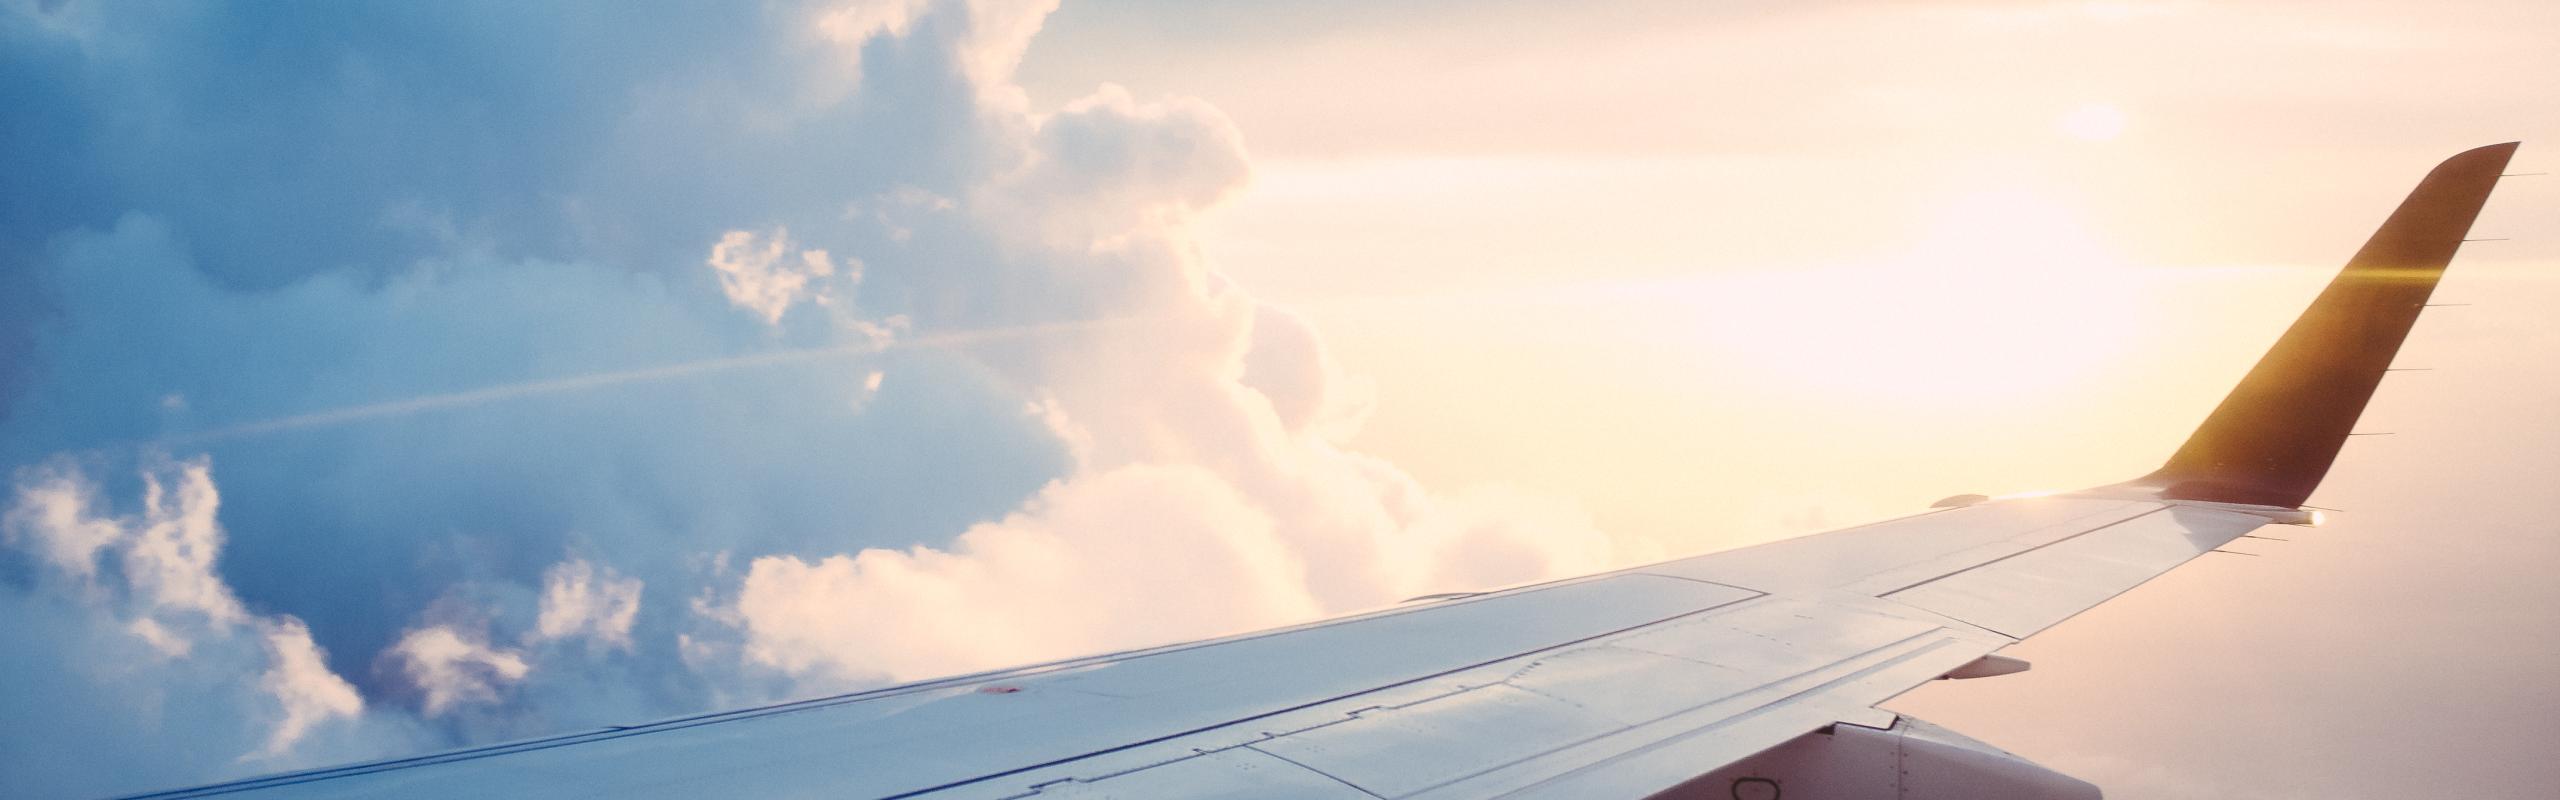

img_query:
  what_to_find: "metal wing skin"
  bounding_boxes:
[123,143,2520,800]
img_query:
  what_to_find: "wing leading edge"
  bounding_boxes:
[123,144,2520,800]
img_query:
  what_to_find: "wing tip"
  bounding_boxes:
[2436,140,2522,177]
[2134,143,2517,508]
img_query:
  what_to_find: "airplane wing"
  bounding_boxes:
[125,142,2520,800]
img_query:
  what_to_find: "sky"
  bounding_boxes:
[0,1,2555,798]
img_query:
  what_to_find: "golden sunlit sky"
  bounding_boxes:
[1022,1,2560,797]
[1025,0,2559,543]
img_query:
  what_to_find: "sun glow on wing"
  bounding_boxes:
[1689,187,2150,402]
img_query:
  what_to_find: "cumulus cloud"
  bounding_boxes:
[707,227,844,324]
[1,467,122,583]
[0,460,387,795]
[981,83,1253,249]
[7,459,245,636]
[258,619,367,757]
[0,1,1618,795]
[1240,303,1374,440]
[119,461,246,624]
[728,464,1320,681]
[391,625,532,717]
[534,559,645,650]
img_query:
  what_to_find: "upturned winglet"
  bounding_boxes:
[2139,142,2520,508]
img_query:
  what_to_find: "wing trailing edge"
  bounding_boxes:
[2138,142,2519,508]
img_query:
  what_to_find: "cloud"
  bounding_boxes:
[728,464,1320,682]
[533,559,645,650]
[0,459,399,796]
[1,465,122,583]
[118,459,246,624]
[707,227,845,324]
[6,458,247,635]
[390,625,532,718]
[258,619,367,757]
[0,1,1615,795]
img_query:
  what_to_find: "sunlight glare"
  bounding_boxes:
[1687,187,2149,403]
[2058,102,2127,142]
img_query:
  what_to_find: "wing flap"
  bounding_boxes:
[1024,748,1373,799]
[993,596,2000,800]
[1879,504,2268,638]
[1455,625,1989,799]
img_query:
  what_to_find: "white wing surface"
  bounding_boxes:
[124,142,2520,800]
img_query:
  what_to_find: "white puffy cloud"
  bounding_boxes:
[0,1,1623,794]
[258,619,366,757]
[1,468,122,583]
[980,83,1253,251]
[8,459,250,656]
[707,226,844,324]
[816,0,938,48]
[119,462,247,625]
[729,464,1321,682]
[391,626,532,718]
[705,38,1617,680]
[817,0,1056,95]
[0,460,377,791]
[533,559,645,650]
[1239,302,1374,441]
